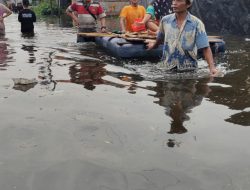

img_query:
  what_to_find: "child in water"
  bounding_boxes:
[18,0,36,35]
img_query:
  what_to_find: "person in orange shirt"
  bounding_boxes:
[119,0,146,33]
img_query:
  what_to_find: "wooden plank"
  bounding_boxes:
[123,37,146,42]
[208,38,224,43]
[208,35,223,39]
[78,32,121,38]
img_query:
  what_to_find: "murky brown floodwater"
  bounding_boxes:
[0,14,250,190]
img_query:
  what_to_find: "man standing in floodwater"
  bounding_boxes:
[66,0,106,42]
[147,0,218,75]
[18,0,36,35]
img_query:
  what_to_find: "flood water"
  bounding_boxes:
[0,14,250,190]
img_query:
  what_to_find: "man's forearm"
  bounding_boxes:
[142,14,151,24]
[203,47,216,70]
[203,47,218,75]
[66,11,76,21]
[100,17,106,28]
[120,17,126,32]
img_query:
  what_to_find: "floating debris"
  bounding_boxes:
[207,82,232,88]
[166,139,182,148]
[245,76,250,85]
[12,78,38,92]
[12,78,38,85]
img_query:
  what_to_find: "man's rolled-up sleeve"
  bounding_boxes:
[196,21,209,49]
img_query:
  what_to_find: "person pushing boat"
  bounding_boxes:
[66,0,106,42]
[147,0,218,75]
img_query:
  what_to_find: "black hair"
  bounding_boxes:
[186,0,192,5]
[23,0,30,7]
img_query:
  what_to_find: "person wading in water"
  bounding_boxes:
[147,0,218,75]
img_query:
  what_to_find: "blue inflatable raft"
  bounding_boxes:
[95,36,225,59]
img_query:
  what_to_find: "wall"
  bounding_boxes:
[101,0,128,16]
[191,0,250,35]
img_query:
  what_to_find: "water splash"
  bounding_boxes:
[124,60,229,81]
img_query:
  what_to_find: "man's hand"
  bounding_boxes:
[134,21,145,26]
[101,26,106,33]
[203,47,219,76]
[145,39,157,50]
[209,66,219,76]
[73,18,80,27]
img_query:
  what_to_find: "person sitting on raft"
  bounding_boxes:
[136,0,172,33]
[119,0,146,33]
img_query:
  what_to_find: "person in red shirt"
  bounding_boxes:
[66,0,106,42]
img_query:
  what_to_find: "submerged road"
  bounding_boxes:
[0,14,250,190]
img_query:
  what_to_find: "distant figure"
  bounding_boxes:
[0,3,12,35]
[18,0,36,35]
[119,0,146,33]
[66,0,107,43]
[16,1,24,13]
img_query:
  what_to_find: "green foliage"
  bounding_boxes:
[33,1,61,16]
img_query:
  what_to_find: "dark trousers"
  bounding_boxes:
[77,35,95,43]
[77,28,96,43]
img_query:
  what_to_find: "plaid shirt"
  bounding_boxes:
[157,12,209,71]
